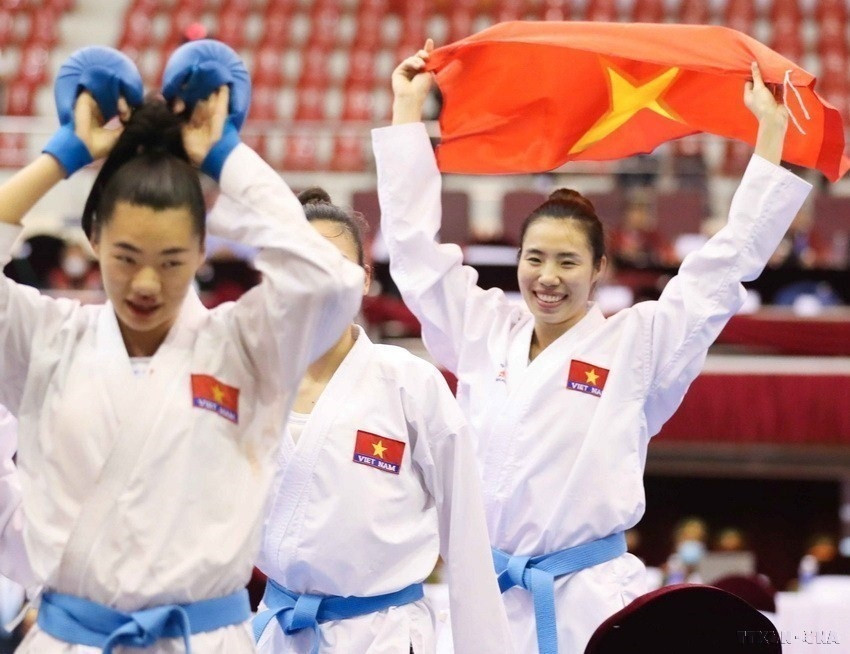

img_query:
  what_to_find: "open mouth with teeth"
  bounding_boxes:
[533,291,567,308]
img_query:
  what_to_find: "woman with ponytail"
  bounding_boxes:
[0,64,363,651]
[374,43,812,654]
[252,188,511,654]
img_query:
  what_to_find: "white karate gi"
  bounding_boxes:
[1,144,364,653]
[373,123,811,653]
[0,405,35,589]
[256,326,513,654]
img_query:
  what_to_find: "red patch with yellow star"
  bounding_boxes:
[566,360,609,398]
[353,430,405,475]
[191,374,239,424]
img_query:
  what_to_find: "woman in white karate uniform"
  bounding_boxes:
[253,189,512,654]
[0,406,34,590]
[0,81,363,651]
[374,45,812,654]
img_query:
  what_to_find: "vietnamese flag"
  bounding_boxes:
[425,22,850,181]
[191,374,240,424]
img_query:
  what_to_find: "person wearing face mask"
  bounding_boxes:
[664,517,708,585]
[47,241,101,291]
[374,42,812,654]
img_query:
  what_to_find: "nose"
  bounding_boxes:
[538,261,561,287]
[130,266,161,299]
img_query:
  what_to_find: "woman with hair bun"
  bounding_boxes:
[0,67,363,651]
[252,188,512,654]
[374,42,811,654]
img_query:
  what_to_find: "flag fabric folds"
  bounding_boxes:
[425,21,850,181]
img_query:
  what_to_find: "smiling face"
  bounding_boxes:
[92,201,205,356]
[517,216,606,337]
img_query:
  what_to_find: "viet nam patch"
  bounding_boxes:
[566,360,609,397]
[353,430,405,475]
[191,374,239,423]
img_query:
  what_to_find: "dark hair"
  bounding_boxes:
[298,187,369,266]
[82,97,205,241]
[519,188,606,265]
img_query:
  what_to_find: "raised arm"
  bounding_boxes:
[640,63,812,434]
[405,362,514,654]
[194,90,364,391]
[374,43,515,373]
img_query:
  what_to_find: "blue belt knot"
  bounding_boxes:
[252,579,424,654]
[492,531,627,654]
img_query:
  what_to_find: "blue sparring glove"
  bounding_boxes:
[42,46,144,177]
[161,39,251,130]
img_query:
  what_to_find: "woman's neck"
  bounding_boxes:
[530,309,588,360]
[306,324,357,382]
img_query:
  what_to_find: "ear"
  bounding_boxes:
[591,254,608,289]
[362,263,373,296]
[89,234,101,258]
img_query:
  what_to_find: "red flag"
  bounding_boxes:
[191,374,240,423]
[353,430,405,475]
[425,22,850,181]
[567,360,610,397]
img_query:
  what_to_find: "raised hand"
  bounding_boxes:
[177,85,230,167]
[73,92,131,161]
[391,39,434,125]
[745,62,789,165]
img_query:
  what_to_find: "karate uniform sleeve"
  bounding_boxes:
[0,406,35,588]
[405,365,514,654]
[207,144,365,389]
[640,155,812,435]
[372,123,514,373]
[0,224,76,414]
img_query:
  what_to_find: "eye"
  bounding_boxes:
[525,256,542,264]
[114,255,135,265]
[561,260,577,268]
[162,260,184,270]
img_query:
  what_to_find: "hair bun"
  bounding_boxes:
[548,188,596,214]
[298,187,332,206]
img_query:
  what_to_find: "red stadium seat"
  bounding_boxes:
[248,85,280,121]
[678,0,710,24]
[215,8,248,49]
[540,0,571,21]
[351,8,382,51]
[252,45,284,87]
[221,0,251,15]
[815,0,847,22]
[298,46,330,88]
[4,79,35,115]
[341,85,373,121]
[770,17,803,61]
[770,0,802,22]
[241,131,268,161]
[294,85,327,121]
[17,44,49,86]
[447,8,474,43]
[721,140,752,177]
[0,10,14,46]
[0,133,28,169]
[345,49,376,88]
[585,0,618,22]
[818,20,848,56]
[28,7,58,46]
[283,132,321,171]
[306,3,341,50]
[120,9,154,49]
[330,133,367,171]
[632,0,665,23]
[494,0,526,22]
[259,8,291,49]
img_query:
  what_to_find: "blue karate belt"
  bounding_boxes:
[252,579,424,654]
[37,588,251,654]
[492,531,627,654]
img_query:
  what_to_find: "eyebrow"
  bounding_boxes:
[113,242,190,256]
[524,248,581,259]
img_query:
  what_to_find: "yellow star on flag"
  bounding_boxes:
[569,64,682,155]
[212,384,225,404]
[372,440,387,458]
[585,369,600,386]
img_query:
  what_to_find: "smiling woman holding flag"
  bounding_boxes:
[373,41,812,653]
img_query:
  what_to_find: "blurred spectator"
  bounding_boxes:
[805,533,850,576]
[769,204,832,269]
[713,526,748,553]
[663,516,709,585]
[46,241,101,291]
[609,189,677,268]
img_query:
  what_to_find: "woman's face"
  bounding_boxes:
[92,201,205,353]
[311,219,371,295]
[517,216,605,333]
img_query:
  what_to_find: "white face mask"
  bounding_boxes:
[62,254,89,279]
[677,540,706,566]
